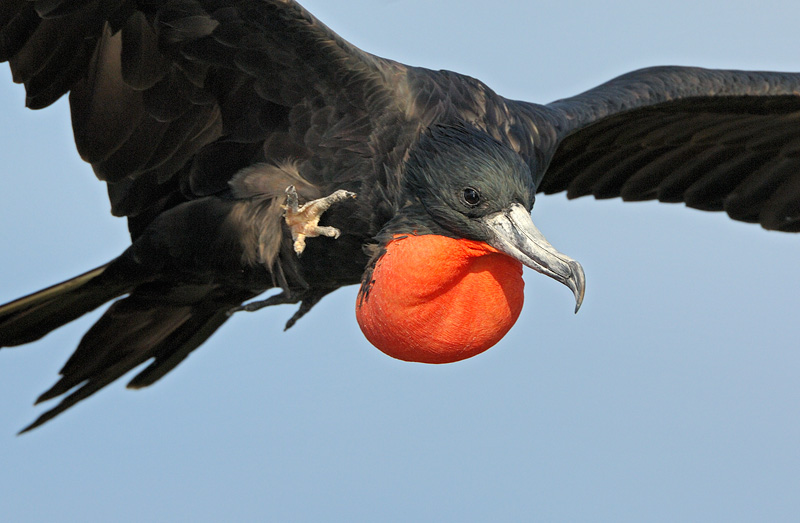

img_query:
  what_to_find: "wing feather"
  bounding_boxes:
[2,0,407,239]
[524,67,800,231]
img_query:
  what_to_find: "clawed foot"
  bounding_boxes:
[283,185,356,255]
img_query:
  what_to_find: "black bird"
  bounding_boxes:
[1,0,798,433]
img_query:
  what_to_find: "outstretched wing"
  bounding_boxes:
[1,0,414,432]
[1,0,406,237]
[529,66,800,231]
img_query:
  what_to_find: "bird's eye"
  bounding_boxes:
[462,187,481,207]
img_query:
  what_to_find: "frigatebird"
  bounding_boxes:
[1,0,798,433]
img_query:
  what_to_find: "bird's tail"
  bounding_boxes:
[1,258,254,433]
[18,290,235,433]
[0,264,130,347]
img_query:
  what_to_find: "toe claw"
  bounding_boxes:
[282,187,356,255]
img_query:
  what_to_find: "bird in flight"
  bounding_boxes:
[1,0,798,433]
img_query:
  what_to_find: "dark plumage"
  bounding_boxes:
[1,0,798,432]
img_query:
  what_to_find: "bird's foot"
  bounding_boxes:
[283,185,356,255]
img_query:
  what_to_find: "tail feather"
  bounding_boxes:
[35,301,195,404]
[19,290,239,434]
[0,265,128,347]
[2,262,257,433]
[126,308,231,389]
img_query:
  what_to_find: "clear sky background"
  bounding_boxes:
[1,1,799,521]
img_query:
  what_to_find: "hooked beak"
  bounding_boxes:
[480,203,585,312]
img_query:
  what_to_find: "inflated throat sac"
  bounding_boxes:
[356,234,524,363]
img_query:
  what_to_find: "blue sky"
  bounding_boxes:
[1,1,799,521]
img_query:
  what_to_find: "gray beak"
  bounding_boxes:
[480,203,585,312]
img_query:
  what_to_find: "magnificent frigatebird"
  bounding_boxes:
[1,0,798,434]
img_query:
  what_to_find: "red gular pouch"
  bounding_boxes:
[356,233,524,363]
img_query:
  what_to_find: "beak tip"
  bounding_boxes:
[569,260,586,314]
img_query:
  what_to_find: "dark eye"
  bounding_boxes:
[462,187,481,207]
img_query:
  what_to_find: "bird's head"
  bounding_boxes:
[357,124,585,363]
[404,124,536,240]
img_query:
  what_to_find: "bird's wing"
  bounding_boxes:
[1,0,407,237]
[529,66,800,231]
[2,0,418,432]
